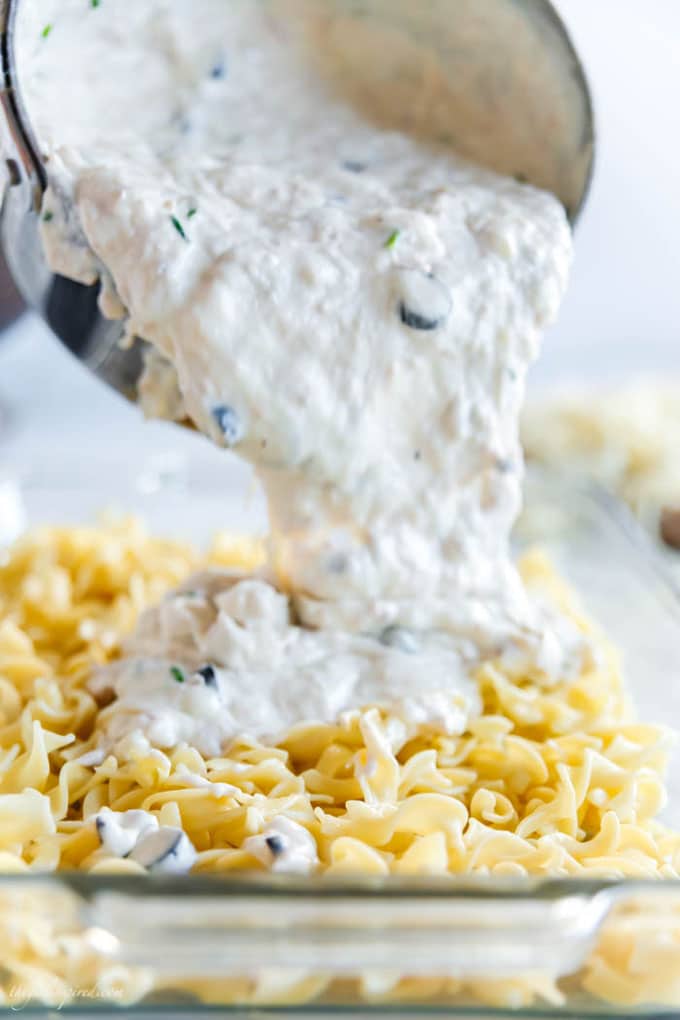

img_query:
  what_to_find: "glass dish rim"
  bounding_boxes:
[0,870,678,897]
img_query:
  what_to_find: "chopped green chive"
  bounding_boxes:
[385,229,400,250]
[42,211,54,223]
[91,0,101,6]
[170,215,188,241]
[41,23,52,38]
[170,665,185,684]
[187,207,197,219]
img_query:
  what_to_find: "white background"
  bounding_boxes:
[538,0,680,384]
[0,0,678,467]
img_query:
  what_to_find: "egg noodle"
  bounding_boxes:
[0,520,679,1010]
[522,381,680,538]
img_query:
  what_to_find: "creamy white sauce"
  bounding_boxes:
[90,570,479,754]
[17,0,579,748]
[94,806,197,873]
[95,807,159,859]
[243,816,319,874]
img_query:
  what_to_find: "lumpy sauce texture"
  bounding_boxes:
[18,0,578,743]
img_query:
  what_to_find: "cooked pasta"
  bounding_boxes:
[0,520,678,1010]
[522,380,680,543]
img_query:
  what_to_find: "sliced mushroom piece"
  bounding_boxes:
[196,663,218,688]
[380,625,420,654]
[341,160,366,173]
[95,808,159,858]
[396,270,452,332]
[212,404,244,446]
[243,818,319,873]
[209,54,227,80]
[129,826,197,874]
[264,835,285,857]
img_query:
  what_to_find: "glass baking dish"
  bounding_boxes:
[0,450,679,1019]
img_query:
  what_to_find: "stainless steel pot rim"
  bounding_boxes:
[0,0,596,403]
